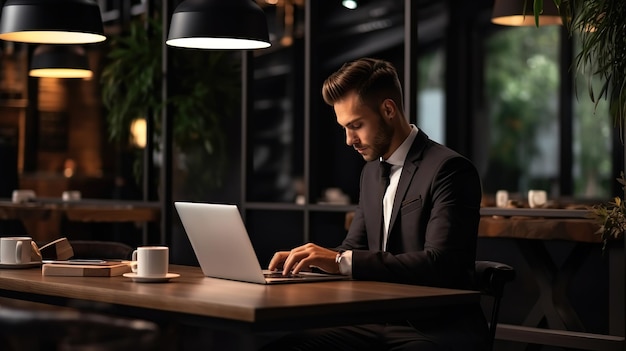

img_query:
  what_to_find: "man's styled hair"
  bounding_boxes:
[322,57,404,113]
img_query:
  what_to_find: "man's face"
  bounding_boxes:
[334,91,393,161]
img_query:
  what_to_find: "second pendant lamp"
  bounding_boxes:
[29,45,92,79]
[492,0,562,26]
[166,0,271,50]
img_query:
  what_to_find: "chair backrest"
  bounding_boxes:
[69,240,134,260]
[475,260,516,351]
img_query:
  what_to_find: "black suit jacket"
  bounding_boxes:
[339,130,482,290]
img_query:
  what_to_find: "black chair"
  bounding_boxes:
[69,240,134,260]
[475,260,516,351]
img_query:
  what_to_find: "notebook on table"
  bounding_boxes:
[174,201,349,284]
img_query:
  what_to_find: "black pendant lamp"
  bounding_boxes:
[0,0,105,44]
[492,0,562,26]
[166,0,271,50]
[29,45,92,79]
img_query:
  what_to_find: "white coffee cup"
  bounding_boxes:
[528,190,547,208]
[131,246,169,277]
[62,190,81,201]
[11,190,36,204]
[495,190,509,208]
[1,237,32,264]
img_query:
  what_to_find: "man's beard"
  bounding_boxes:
[363,114,393,162]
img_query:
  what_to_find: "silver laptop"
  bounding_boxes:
[174,201,348,284]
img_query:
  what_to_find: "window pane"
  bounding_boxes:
[572,36,611,199]
[483,26,560,197]
[418,48,445,144]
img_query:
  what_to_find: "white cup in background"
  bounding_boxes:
[528,190,547,208]
[131,246,169,277]
[11,190,36,204]
[1,237,32,264]
[495,190,509,208]
[62,190,82,201]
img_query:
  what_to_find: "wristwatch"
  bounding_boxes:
[335,252,343,265]
[335,250,345,265]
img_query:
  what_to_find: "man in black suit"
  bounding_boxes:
[267,58,487,350]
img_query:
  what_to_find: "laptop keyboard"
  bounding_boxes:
[264,272,305,279]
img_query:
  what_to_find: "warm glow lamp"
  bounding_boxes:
[492,0,562,26]
[130,118,147,148]
[0,0,106,44]
[166,0,271,50]
[29,45,92,79]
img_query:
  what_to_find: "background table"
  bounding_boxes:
[478,207,624,350]
[0,198,160,243]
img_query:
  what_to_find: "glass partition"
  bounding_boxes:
[483,26,560,196]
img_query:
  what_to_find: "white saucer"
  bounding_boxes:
[123,272,180,283]
[0,261,42,269]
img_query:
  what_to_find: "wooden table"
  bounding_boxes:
[479,207,624,351]
[0,264,479,348]
[0,198,160,242]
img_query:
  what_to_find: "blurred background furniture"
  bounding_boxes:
[68,240,133,260]
[0,199,160,244]
[0,300,159,351]
[478,207,624,350]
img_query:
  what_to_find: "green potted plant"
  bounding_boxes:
[532,0,626,249]
[100,16,241,194]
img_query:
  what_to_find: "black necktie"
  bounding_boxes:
[379,161,392,199]
[379,161,391,250]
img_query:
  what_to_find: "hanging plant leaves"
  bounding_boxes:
[100,15,241,190]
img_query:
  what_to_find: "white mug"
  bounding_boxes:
[62,190,81,201]
[1,237,32,264]
[11,190,36,204]
[131,246,169,277]
[528,190,547,208]
[495,190,509,208]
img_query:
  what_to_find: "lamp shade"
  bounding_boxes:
[29,45,92,79]
[492,0,562,26]
[0,0,105,44]
[166,0,271,50]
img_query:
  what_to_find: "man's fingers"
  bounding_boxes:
[268,251,289,271]
[275,243,327,275]
[282,250,303,274]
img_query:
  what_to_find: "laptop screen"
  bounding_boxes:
[175,202,268,284]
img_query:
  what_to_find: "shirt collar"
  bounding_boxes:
[380,125,418,167]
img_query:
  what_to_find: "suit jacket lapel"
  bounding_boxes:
[387,131,428,237]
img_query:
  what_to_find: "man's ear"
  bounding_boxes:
[380,99,396,119]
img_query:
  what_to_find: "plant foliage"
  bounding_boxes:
[532,1,626,248]
[534,0,626,132]
[100,16,241,189]
[589,173,626,251]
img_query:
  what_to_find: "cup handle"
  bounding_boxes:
[131,250,138,273]
[15,241,22,264]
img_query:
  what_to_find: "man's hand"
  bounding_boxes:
[268,243,340,275]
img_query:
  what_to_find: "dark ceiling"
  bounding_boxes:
[259,0,497,68]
